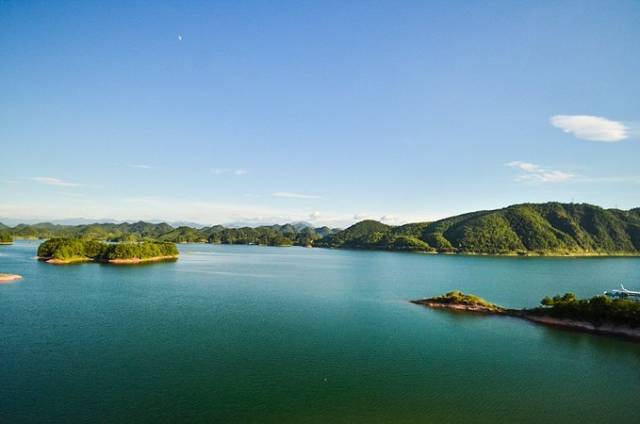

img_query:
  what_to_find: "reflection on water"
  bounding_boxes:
[1,241,639,424]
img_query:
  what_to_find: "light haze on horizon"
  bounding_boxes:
[1,0,639,227]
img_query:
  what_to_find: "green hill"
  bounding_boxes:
[0,231,13,244]
[5,203,640,255]
[318,203,640,255]
[158,226,208,243]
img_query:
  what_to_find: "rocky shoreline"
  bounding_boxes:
[412,295,640,342]
[38,255,178,265]
[518,314,640,341]
[410,299,506,314]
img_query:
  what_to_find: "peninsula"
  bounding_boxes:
[37,238,179,265]
[412,291,640,341]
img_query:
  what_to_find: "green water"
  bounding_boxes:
[1,241,639,423]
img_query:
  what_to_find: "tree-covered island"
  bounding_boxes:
[37,238,179,264]
[412,291,640,341]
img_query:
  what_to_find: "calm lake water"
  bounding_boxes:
[2,241,640,423]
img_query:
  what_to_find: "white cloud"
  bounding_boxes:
[31,177,82,187]
[353,213,371,220]
[129,164,151,169]
[380,215,396,224]
[212,168,248,176]
[272,192,320,199]
[506,161,574,183]
[550,115,628,142]
[309,211,321,220]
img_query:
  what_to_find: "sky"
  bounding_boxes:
[1,0,639,227]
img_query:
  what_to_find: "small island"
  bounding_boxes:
[412,290,640,341]
[0,273,22,283]
[411,290,506,313]
[37,238,179,265]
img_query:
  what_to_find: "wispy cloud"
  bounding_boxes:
[506,161,574,183]
[31,177,82,187]
[380,215,396,224]
[212,168,249,176]
[550,115,628,142]
[309,211,321,220]
[272,191,320,199]
[129,164,151,169]
[574,176,640,184]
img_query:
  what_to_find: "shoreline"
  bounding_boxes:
[40,257,93,264]
[10,238,640,257]
[0,273,22,283]
[107,255,178,264]
[519,314,640,341]
[38,255,178,265]
[412,298,640,342]
[410,299,506,314]
[315,245,640,258]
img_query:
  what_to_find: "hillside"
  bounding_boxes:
[317,203,640,255]
[3,203,639,255]
[0,231,12,244]
[1,221,340,247]
[314,220,433,251]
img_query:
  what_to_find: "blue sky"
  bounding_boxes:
[1,0,639,226]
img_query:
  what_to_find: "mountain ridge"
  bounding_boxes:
[2,202,640,255]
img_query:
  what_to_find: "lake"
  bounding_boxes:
[1,241,639,423]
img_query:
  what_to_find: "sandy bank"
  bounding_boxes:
[38,257,93,264]
[107,255,178,264]
[0,273,22,283]
[38,255,178,265]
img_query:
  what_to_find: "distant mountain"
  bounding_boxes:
[0,218,121,226]
[289,221,314,231]
[317,203,640,255]
[4,203,639,255]
[223,220,315,229]
[167,221,208,229]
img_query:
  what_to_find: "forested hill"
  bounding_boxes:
[2,203,640,254]
[315,203,640,255]
[0,221,341,247]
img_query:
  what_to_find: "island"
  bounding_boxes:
[0,273,22,283]
[37,238,179,265]
[412,290,640,341]
[411,291,506,313]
